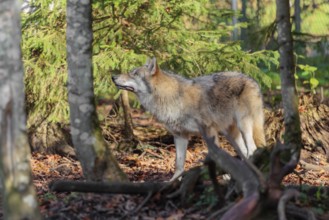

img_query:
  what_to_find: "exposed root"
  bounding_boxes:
[278,188,300,220]
[166,166,202,205]
[207,203,234,220]
[221,192,260,220]
[286,204,317,220]
[204,155,227,202]
[268,141,298,189]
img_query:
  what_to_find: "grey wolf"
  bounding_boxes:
[112,58,266,181]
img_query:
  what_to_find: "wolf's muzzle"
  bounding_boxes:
[111,75,118,82]
[111,75,135,92]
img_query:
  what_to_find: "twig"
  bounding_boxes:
[105,131,119,145]
[120,191,154,220]
[278,188,300,220]
[299,160,329,172]
[166,200,179,211]
[144,148,163,159]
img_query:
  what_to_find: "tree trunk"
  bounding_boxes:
[121,91,134,139]
[240,0,247,42]
[294,0,301,33]
[231,0,238,40]
[118,90,137,150]
[0,0,41,218]
[256,0,261,26]
[276,0,302,174]
[28,122,75,157]
[66,0,127,181]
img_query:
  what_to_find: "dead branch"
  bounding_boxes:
[49,180,168,195]
[268,142,298,190]
[204,155,226,201]
[278,188,300,220]
[199,126,262,220]
[200,126,261,195]
[221,192,260,220]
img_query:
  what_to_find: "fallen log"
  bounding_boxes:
[49,180,169,195]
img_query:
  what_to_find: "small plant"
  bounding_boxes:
[296,64,319,93]
[41,192,57,202]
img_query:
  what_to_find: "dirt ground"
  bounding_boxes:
[27,108,329,220]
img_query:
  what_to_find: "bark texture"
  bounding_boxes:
[66,0,127,181]
[276,0,302,163]
[0,0,41,218]
[294,0,301,33]
[265,96,329,160]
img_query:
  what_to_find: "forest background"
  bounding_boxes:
[22,0,329,127]
[5,0,328,219]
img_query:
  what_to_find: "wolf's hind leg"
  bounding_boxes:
[225,125,247,158]
[170,136,189,181]
[237,118,257,158]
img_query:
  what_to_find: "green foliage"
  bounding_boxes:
[298,185,329,216]
[22,0,278,124]
[296,64,319,93]
[194,171,218,207]
[22,0,68,125]
[241,0,329,91]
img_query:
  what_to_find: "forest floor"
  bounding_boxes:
[28,105,329,220]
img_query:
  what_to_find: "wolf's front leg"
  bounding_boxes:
[169,136,189,181]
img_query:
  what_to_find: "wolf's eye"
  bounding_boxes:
[129,70,134,75]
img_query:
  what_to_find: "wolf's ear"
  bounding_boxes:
[145,57,152,67]
[146,57,159,76]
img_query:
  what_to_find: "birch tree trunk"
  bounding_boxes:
[276,0,302,165]
[0,0,41,219]
[66,0,127,181]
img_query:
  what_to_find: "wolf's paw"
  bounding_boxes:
[168,171,184,182]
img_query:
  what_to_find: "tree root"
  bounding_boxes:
[166,166,202,206]
[286,204,317,220]
[278,188,300,220]
[205,155,227,202]
[49,137,326,220]
[207,203,234,220]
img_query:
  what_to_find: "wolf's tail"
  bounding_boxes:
[253,115,266,147]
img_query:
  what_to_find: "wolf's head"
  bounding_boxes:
[112,57,159,95]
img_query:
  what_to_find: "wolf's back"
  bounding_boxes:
[196,72,267,147]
